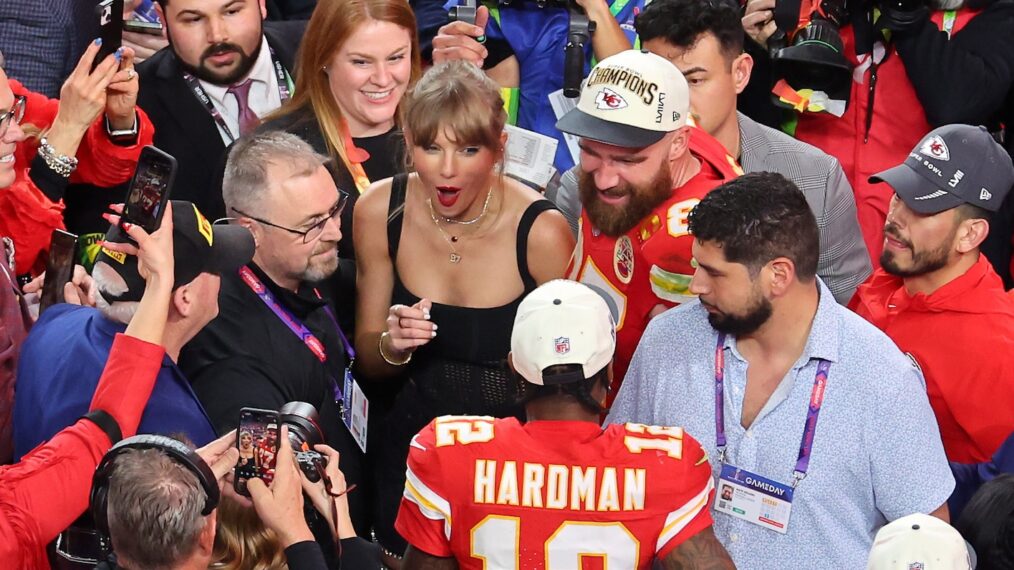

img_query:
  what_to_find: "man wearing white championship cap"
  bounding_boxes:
[867,513,976,570]
[394,280,735,569]
[557,49,741,394]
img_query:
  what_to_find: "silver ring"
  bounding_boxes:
[126,69,136,80]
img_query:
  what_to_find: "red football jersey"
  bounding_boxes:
[395,416,715,569]
[568,128,740,388]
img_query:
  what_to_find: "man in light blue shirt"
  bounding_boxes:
[607,172,954,569]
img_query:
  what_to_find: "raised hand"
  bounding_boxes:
[384,298,436,359]
[432,6,490,67]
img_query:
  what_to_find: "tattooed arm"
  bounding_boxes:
[660,527,737,570]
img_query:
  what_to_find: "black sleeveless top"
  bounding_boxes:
[385,173,555,417]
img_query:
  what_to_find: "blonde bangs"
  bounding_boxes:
[402,61,506,151]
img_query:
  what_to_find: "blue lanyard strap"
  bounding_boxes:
[714,334,831,486]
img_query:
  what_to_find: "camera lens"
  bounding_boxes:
[279,401,324,450]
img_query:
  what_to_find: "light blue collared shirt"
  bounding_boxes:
[607,279,954,569]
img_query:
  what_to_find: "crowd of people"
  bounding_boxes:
[0,0,1013,567]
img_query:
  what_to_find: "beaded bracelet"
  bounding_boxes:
[38,137,79,178]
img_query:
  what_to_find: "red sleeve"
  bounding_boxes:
[0,171,66,275]
[89,333,166,438]
[394,420,455,558]
[72,107,154,187]
[12,78,154,188]
[0,420,112,569]
[652,430,716,559]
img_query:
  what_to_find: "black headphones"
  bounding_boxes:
[89,434,221,538]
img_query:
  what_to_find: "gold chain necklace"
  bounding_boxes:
[428,198,463,263]
[426,185,497,264]
[440,186,494,225]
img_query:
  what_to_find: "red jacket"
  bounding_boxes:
[850,256,1014,463]
[794,10,978,267]
[0,79,154,276]
[0,334,164,569]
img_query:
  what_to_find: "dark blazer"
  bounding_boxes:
[134,20,306,220]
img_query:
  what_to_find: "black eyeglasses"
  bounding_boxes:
[0,96,26,139]
[232,191,349,244]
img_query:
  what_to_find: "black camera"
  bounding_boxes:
[279,401,327,483]
[769,0,852,106]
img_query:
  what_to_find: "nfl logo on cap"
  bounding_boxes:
[554,337,571,355]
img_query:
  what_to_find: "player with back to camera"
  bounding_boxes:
[395,279,735,569]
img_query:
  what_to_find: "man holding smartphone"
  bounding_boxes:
[12,200,255,460]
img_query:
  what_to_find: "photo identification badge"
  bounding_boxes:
[342,367,369,454]
[714,463,794,534]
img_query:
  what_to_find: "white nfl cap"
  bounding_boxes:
[555,49,690,149]
[511,280,616,386]
[867,514,976,570]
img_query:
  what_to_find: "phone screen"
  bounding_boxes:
[235,409,280,496]
[39,230,78,314]
[94,0,124,71]
[122,147,176,234]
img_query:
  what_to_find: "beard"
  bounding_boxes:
[704,287,773,337]
[300,241,340,283]
[173,37,262,86]
[578,164,673,237]
[880,222,952,278]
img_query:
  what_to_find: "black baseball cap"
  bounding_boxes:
[94,200,255,302]
[870,125,1014,215]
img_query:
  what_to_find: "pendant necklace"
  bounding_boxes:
[427,186,495,264]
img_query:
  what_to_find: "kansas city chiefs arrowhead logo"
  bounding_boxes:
[919,135,950,161]
[595,88,628,110]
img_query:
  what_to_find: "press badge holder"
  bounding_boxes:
[712,333,830,534]
[339,359,369,454]
[715,464,795,534]
[327,308,369,455]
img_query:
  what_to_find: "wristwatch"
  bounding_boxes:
[105,112,139,143]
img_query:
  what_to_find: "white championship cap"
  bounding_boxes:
[555,49,690,148]
[510,280,616,386]
[867,513,976,570]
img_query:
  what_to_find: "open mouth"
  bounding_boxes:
[597,188,629,206]
[436,186,461,208]
[0,153,14,164]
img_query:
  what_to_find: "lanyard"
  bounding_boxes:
[239,266,356,404]
[183,47,293,144]
[339,120,373,194]
[941,10,957,38]
[714,334,831,487]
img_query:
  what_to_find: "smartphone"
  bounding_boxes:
[38,230,78,314]
[123,19,163,35]
[121,146,176,234]
[234,408,280,497]
[94,0,125,71]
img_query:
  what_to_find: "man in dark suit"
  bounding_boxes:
[135,0,304,220]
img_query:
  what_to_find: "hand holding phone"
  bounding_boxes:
[94,0,125,71]
[38,230,78,315]
[122,146,176,234]
[235,409,280,497]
